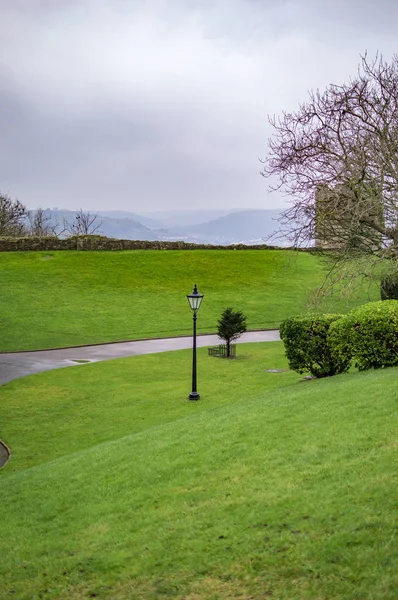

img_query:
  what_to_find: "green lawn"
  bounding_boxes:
[0,342,397,599]
[0,249,378,351]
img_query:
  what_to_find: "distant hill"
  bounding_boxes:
[158,209,284,245]
[97,210,162,229]
[142,209,246,228]
[98,209,249,229]
[33,208,287,245]
[43,209,158,241]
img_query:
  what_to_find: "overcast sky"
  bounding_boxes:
[0,0,397,213]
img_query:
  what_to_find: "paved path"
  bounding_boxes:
[0,330,280,385]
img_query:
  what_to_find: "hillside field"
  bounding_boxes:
[0,249,378,351]
[0,342,397,599]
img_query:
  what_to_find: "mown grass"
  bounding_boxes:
[0,343,298,475]
[0,342,397,599]
[0,250,377,351]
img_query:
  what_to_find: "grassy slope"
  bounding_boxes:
[0,343,397,599]
[0,343,299,475]
[0,250,377,351]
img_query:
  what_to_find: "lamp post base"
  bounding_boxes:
[188,391,200,401]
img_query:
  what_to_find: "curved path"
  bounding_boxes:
[0,440,10,469]
[0,330,280,386]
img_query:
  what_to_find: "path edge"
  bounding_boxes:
[0,439,11,469]
[0,328,279,355]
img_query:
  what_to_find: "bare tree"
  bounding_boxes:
[64,209,102,236]
[0,192,28,236]
[263,53,398,291]
[26,208,61,237]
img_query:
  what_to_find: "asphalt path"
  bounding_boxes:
[0,330,280,385]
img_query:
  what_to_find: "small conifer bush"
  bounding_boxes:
[217,307,247,358]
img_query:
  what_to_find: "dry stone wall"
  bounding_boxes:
[0,235,314,252]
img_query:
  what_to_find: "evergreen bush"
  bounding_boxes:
[280,314,348,378]
[328,300,398,371]
[217,308,247,358]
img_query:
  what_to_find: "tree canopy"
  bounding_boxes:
[263,53,398,287]
[0,193,27,237]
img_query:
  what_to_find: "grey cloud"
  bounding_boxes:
[0,0,397,212]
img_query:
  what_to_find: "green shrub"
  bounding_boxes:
[328,300,398,371]
[279,314,348,378]
[380,273,398,300]
[326,318,355,373]
[217,307,247,357]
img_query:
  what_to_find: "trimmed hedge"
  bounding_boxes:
[279,314,348,378]
[328,300,398,371]
[0,235,317,252]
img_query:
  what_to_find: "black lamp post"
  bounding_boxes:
[187,284,204,400]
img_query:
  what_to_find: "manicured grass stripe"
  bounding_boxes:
[0,250,377,351]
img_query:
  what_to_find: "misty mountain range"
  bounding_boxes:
[43,208,286,246]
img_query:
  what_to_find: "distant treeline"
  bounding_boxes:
[0,235,318,252]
